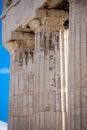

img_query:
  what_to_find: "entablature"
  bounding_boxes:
[2,0,69,44]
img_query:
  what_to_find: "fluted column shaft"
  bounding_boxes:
[33,29,62,130]
[29,10,68,130]
[69,0,87,130]
[7,38,34,130]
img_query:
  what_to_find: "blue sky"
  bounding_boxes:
[0,0,10,123]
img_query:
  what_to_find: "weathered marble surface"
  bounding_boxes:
[7,9,68,129]
[68,0,87,130]
[2,0,87,130]
[2,0,63,43]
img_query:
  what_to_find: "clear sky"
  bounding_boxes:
[0,0,10,123]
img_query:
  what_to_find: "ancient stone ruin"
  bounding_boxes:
[1,0,87,130]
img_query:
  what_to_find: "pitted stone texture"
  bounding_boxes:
[8,49,34,130]
[33,28,68,130]
[29,10,68,32]
[5,36,34,54]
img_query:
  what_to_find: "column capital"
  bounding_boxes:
[29,10,68,32]
[5,39,34,54]
[4,32,34,54]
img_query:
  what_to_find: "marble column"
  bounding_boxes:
[6,34,34,130]
[29,10,68,130]
[69,0,87,130]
